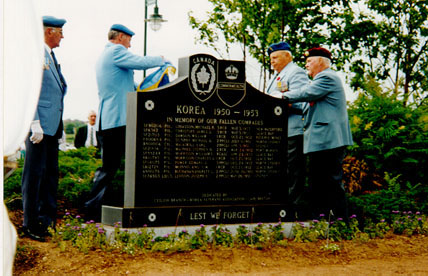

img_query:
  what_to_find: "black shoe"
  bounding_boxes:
[22,227,46,242]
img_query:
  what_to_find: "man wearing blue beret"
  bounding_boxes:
[84,24,170,220]
[266,42,309,219]
[21,15,67,241]
[282,47,353,221]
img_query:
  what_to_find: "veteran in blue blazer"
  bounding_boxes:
[282,47,353,221]
[95,26,165,131]
[266,42,309,214]
[84,24,168,220]
[21,16,67,242]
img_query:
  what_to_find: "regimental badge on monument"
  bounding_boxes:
[217,59,246,108]
[188,54,218,102]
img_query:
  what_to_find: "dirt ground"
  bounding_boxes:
[10,209,428,276]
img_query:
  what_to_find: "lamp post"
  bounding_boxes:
[144,0,167,77]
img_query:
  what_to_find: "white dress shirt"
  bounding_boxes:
[85,123,97,147]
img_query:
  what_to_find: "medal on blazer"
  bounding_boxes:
[43,57,50,70]
[276,76,288,92]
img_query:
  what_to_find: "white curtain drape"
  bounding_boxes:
[2,0,44,275]
[3,0,44,156]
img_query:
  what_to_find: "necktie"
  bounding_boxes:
[51,50,66,89]
[50,50,60,71]
[89,127,94,146]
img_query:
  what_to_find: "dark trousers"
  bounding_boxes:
[84,126,126,218]
[287,135,306,207]
[307,147,348,220]
[21,134,59,231]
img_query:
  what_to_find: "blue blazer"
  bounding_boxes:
[95,42,165,130]
[34,49,67,136]
[266,62,309,137]
[285,68,353,153]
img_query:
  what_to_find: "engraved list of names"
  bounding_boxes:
[140,103,284,181]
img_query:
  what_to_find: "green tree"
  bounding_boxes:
[189,0,428,104]
[64,119,85,135]
[343,0,428,105]
[188,0,352,90]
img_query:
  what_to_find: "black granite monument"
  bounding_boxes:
[102,54,289,227]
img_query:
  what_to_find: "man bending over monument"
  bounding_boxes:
[84,24,170,220]
[280,47,353,221]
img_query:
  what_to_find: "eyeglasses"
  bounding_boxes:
[52,28,63,35]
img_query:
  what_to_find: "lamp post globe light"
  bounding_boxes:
[144,0,167,77]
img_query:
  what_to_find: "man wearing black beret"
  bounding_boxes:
[282,47,354,220]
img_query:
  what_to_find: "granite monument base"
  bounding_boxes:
[102,204,292,228]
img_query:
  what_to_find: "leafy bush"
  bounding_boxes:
[190,224,210,250]
[348,173,428,223]
[4,159,24,208]
[348,82,428,189]
[292,215,360,242]
[57,147,102,206]
[362,218,391,239]
[211,224,234,247]
[3,147,127,209]
[391,211,428,236]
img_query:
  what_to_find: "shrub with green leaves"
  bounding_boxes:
[391,211,428,236]
[293,215,360,242]
[151,232,192,254]
[362,218,391,239]
[349,173,428,222]
[57,147,102,206]
[348,84,428,189]
[293,221,324,243]
[4,159,24,209]
[235,222,287,248]
[328,216,360,241]
[3,147,127,209]
[211,224,233,247]
[51,213,108,254]
[190,224,210,250]
[111,222,155,254]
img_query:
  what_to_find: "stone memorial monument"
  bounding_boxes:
[102,54,289,227]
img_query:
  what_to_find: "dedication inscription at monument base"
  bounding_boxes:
[102,54,290,227]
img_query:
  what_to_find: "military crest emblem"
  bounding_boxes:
[188,54,217,102]
[216,60,246,108]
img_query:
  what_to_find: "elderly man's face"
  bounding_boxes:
[46,27,64,49]
[119,33,132,49]
[305,57,324,78]
[88,113,96,126]
[270,51,291,73]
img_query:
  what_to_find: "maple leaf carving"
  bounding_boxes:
[196,66,210,88]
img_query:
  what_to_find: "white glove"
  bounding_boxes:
[30,120,44,144]
[58,131,66,144]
